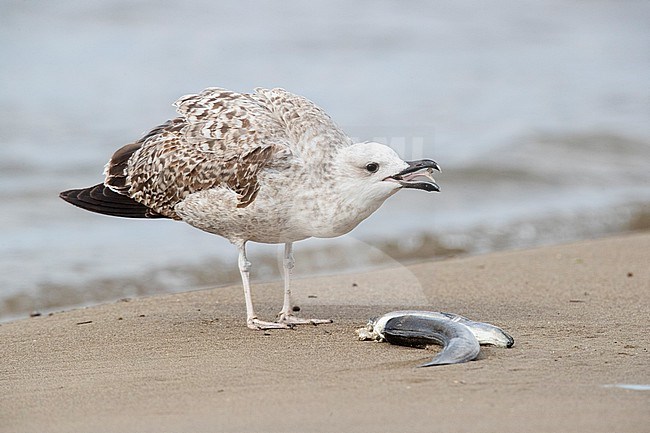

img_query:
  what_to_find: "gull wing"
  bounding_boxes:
[104,88,295,218]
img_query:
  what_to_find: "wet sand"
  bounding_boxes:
[1,233,649,433]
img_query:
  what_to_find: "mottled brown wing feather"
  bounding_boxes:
[104,89,295,219]
[252,88,350,147]
[104,119,186,195]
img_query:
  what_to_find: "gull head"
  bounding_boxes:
[335,142,440,203]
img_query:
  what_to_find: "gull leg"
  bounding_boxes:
[237,242,289,330]
[278,242,295,318]
[277,242,333,326]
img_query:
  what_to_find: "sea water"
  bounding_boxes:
[1,0,649,320]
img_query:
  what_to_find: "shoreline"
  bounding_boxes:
[4,199,650,322]
[2,233,649,433]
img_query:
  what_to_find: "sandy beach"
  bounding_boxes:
[1,233,648,433]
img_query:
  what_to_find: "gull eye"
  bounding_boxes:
[365,162,379,173]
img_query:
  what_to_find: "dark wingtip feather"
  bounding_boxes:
[59,184,167,219]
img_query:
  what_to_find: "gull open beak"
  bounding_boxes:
[385,159,441,192]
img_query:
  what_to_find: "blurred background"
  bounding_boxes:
[1,0,649,320]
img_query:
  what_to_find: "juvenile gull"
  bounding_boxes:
[60,87,440,330]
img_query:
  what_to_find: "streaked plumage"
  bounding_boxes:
[60,87,440,329]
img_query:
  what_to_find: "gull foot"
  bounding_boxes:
[248,317,294,330]
[277,313,333,326]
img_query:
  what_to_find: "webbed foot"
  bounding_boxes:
[276,313,333,326]
[248,317,294,330]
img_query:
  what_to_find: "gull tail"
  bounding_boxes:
[59,183,167,219]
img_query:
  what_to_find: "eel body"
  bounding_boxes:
[356,310,514,367]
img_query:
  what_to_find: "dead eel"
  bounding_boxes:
[356,310,514,367]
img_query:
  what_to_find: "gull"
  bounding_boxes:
[60,87,440,330]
